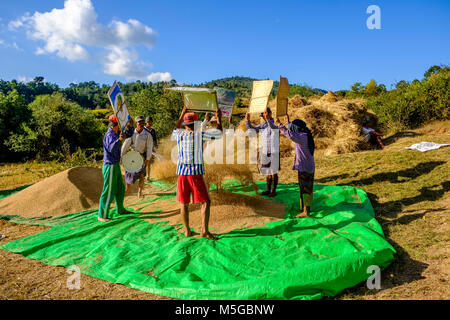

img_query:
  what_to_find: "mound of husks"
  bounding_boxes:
[240,93,377,156]
[0,167,103,218]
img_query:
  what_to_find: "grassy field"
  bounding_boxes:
[0,120,449,299]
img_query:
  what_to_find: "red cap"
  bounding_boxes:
[183,112,198,125]
[108,114,118,123]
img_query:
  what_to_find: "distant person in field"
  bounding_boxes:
[144,116,157,182]
[272,115,315,218]
[201,112,220,131]
[121,116,154,198]
[362,118,385,149]
[98,114,132,222]
[173,106,223,240]
[245,107,280,197]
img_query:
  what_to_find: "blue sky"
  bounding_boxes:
[0,0,449,91]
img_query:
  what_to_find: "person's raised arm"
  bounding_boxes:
[277,120,306,145]
[175,106,187,129]
[201,112,209,131]
[105,130,126,154]
[216,108,223,132]
[267,117,280,130]
[245,113,260,132]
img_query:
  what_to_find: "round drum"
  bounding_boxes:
[122,150,144,173]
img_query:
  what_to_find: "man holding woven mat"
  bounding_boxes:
[173,106,223,240]
[245,107,280,197]
[98,114,133,222]
[121,116,153,198]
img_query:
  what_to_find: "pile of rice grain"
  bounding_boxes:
[0,167,103,218]
[143,191,286,234]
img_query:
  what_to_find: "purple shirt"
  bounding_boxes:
[103,127,122,165]
[279,124,315,173]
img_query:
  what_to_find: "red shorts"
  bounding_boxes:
[176,175,210,204]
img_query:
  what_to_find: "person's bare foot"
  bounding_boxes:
[201,232,218,241]
[295,210,309,218]
[119,210,134,215]
[98,217,112,222]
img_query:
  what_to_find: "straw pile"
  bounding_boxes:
[0,167,103,218]
[289,95,307,108]
[321,91,339,102]
[237,95,377,156]
[289,97,376,155]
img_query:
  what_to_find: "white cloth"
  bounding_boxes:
[405,142,450,152]
[121,128,153,160]
[362,127,375,142]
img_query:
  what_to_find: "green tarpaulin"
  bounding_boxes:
[0,180,395,300]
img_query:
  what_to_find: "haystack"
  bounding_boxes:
[0,167,103,218]
[237,97,376,156]
[289,98,373,155]
[321,91,338,102]
[289,95,307,108]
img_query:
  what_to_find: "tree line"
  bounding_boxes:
[0,65,448,163]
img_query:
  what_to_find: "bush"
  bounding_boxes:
[129,87,184,139]
[0,90,32,161]
[7,93,106,160]
[366,68,449,130]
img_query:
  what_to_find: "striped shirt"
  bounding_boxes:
[172,127,222,175]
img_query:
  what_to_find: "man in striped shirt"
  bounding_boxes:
[173,106,223,240]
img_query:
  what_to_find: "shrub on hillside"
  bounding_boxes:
[7,93,105,160]
[0,90,32,161]
[366,68,449,130]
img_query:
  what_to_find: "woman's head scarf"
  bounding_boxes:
[288,119,315,156]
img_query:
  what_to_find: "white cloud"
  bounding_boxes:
[10,0,171,82]
[18,76,34,83]
[0,38,22,51]
[146,72,172,82]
